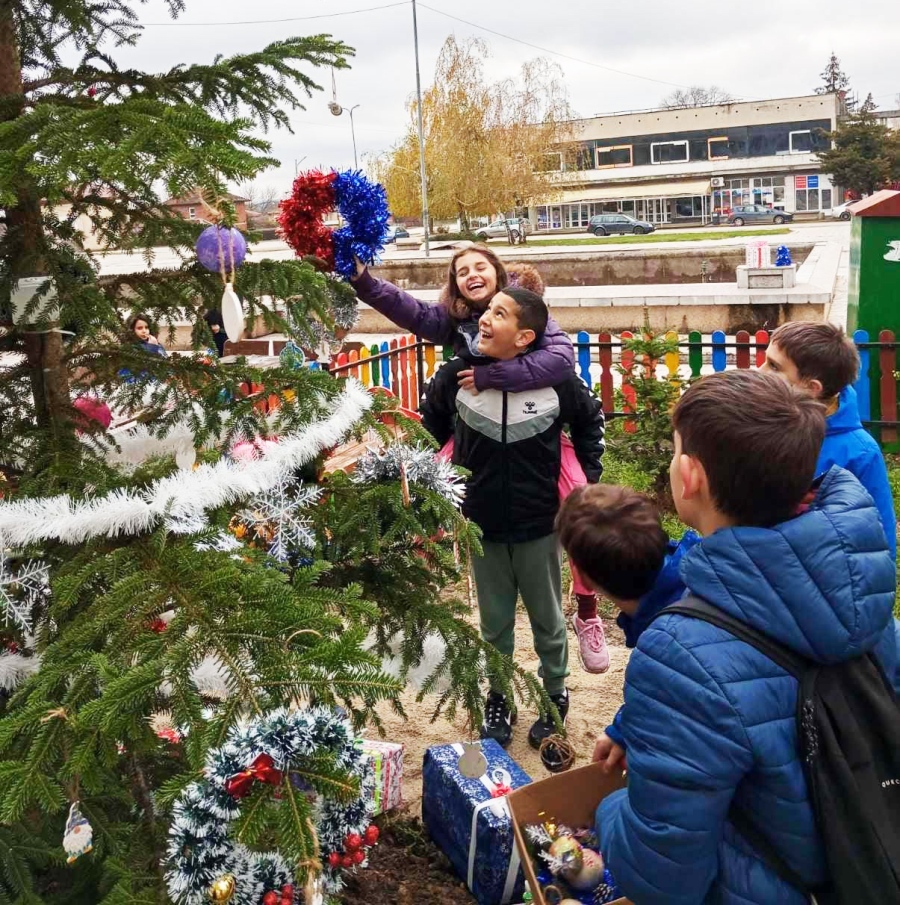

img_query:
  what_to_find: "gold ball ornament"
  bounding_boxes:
[564,848,604,891]
[208,874,236,902]
[548,835,583,874]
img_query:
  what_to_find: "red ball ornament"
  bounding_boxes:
[327,851,341,868]
[5,641,19,654]
[87,86,97,97]
[363,824,380,846]
[340,854,353,869]
[344,832,362,852]
[352,849,365,865]
[280,884,294,904]
[263,892,278,905]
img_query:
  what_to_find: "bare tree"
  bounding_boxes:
[661,85,735,109]
[242,182,281,214]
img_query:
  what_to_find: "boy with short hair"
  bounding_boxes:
[763,321,896,555]
[555,484,700,770]
[594,370,898,904]
[420,287,605,749]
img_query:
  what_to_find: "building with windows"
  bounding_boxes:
[532,94,842,229]
[163,191,249,230]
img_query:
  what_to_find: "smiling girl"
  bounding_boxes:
[351,245,573,392]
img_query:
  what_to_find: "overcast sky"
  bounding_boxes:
[124,0,899,195]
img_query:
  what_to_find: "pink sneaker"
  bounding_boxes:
[573,615,610,674]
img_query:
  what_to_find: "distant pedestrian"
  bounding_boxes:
[203,308,227,358]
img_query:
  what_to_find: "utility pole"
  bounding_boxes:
[411,0,430,257]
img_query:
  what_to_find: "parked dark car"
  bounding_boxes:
[587,213,655,236]
[385,226,410,243]
[727,205,793,226]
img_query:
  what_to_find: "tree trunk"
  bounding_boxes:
[0,0,71,433]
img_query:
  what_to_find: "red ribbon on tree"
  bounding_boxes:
[225,753,283,799]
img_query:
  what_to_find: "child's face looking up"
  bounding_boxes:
[477,293,534,361]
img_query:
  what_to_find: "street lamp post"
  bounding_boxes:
[328,101,360,170]
[411,0,430,257]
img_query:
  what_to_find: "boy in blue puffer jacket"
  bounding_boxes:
[556,484,700,771]
[762,321,896,556]
[592,370,899,905]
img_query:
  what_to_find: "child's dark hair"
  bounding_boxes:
[672,370,825,527]
[128,313,152,332]
[769,322,860,398]
[556,484,669,600]
[501,286,547,341]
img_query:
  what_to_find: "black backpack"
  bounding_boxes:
[659,596,900,905]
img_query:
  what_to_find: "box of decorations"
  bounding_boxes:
[506,761,632,905]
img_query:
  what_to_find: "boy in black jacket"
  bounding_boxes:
[420,287,605,748]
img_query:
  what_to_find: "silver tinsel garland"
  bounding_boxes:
[166,706,374,905]
[352,443,465,506]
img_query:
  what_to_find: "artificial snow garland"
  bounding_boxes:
[352,443,466,506]
[0,381,371,548]
[166,706,376,905]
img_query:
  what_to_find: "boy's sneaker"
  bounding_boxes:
[480,691,517,748]
[528,688,569,749]
[573,615,610,674]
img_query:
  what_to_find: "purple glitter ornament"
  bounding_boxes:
[195,226,248,274]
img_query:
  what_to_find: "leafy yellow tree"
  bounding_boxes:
[371,36,576,229]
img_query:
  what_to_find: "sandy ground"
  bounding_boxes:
[372,594,629,815]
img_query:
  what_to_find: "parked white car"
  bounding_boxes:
[825,202,853,221]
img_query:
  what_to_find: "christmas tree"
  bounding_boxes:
[0,2,539,901]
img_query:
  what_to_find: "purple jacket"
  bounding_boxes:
[353,269,574,392]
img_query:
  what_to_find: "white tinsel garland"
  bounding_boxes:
[0,381,371,548]
[166,706,374,905]
[352,443,465,506]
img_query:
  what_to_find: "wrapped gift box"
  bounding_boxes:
[422,741,531,905]
[360,739,404,815]
[506,761,631,905]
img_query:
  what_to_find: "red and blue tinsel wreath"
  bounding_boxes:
[277,169,391,280]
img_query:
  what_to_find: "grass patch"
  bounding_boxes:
[526,227,791,247]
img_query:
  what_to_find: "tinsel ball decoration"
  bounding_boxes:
[363,824,379,846]
[277,169,390,280]
[263,893,279,905]
[775,244,792,267]
[352,850,365,865]
[196,226,248,274]
[207,873,235,902]
[341,854,353,869]
[328,852,342,868]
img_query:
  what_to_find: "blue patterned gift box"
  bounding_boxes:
[422,741,532,905]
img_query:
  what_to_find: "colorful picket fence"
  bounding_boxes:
[327,329,900,447]
[328,335,441,414]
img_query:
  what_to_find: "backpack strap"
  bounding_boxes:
[660,595,808,678]
[657,596,813,898]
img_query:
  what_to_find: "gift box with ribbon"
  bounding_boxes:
[422,741,531,905]
[360,739,404,815]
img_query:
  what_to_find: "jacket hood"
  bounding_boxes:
[826,385,864,435]
[680,467,896,663]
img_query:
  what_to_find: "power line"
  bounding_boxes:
[416,2,725,94]
[142,1,407,28]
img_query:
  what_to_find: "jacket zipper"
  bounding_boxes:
[501,392,510,540]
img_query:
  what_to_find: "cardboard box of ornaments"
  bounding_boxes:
[506,761,632,905]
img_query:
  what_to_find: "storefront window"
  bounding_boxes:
[596,145,633,168]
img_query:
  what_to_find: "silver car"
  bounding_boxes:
[474,218,532,241]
